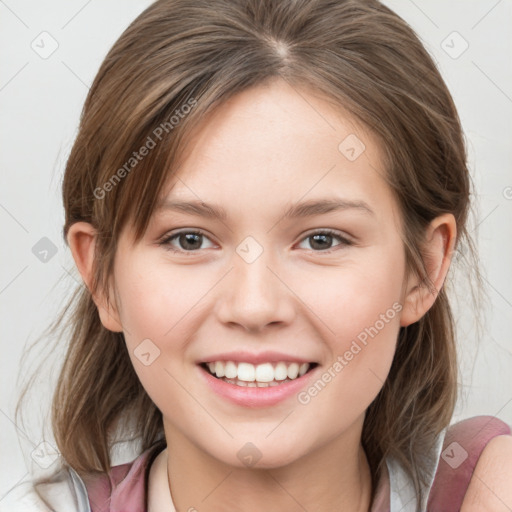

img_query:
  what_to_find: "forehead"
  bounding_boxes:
[156,78,399,227]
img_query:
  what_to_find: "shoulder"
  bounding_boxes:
[0,441,166,512]
[460,433,512,511]
[428,415,512,511]
[0,464,87,512]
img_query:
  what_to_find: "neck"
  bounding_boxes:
[163,419,372,512]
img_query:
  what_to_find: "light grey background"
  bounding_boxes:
[1,0,511,499]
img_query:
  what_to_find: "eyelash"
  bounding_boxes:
[158,228,353,255]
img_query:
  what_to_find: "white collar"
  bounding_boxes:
[388,425,448,511]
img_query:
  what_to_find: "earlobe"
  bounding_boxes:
[399,213,457,327]
[66,222,124,333]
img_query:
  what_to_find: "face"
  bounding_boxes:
[109,77,411,468]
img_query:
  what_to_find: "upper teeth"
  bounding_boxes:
[206,361,310,382]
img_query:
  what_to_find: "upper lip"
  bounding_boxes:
[199,351,317,365]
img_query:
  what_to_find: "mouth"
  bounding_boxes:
[199,360,320,388]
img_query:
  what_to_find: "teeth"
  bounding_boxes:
[237,362,255,382]
[220,377,294,387]
[287,363,299,379]
[224,361,238,379]
[204,361,312,383]
[299,363,309,376]
[214,361,225,378]
[274,362,288,381]
[255,363,274,382]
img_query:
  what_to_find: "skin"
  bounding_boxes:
[460,434,512,511]
[68,77,459,511]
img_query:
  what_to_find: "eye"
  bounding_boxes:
[297,229,353,253]
[158,228,353,255]
[159,230,215,254]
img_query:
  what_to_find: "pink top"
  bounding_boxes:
[81,415,510,512]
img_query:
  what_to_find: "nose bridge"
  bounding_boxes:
[216,236,293,331]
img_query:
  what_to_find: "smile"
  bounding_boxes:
[201,361,317,387]
[198,360,320,408]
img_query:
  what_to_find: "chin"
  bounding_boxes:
[215,439,306,470]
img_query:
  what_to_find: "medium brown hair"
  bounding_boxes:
[17,0,482,508]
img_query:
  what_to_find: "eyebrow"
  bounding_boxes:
[155,197,375,221]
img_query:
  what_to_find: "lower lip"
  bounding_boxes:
[198,364,319,408]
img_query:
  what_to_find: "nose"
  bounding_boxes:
[215,247,295,333]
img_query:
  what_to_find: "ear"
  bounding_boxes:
[66,222,123,332]
[400,213,457,327]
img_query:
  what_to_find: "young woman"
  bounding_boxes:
[7,0,512,511]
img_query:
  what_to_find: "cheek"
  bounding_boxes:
[293,250,404,407]
[113,258,213,398]
[115,260,206,346]
[298,250,405,344]
[113,264,200,416]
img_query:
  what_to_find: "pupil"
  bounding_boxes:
[311,234,331,250]
[181,233,201,250]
